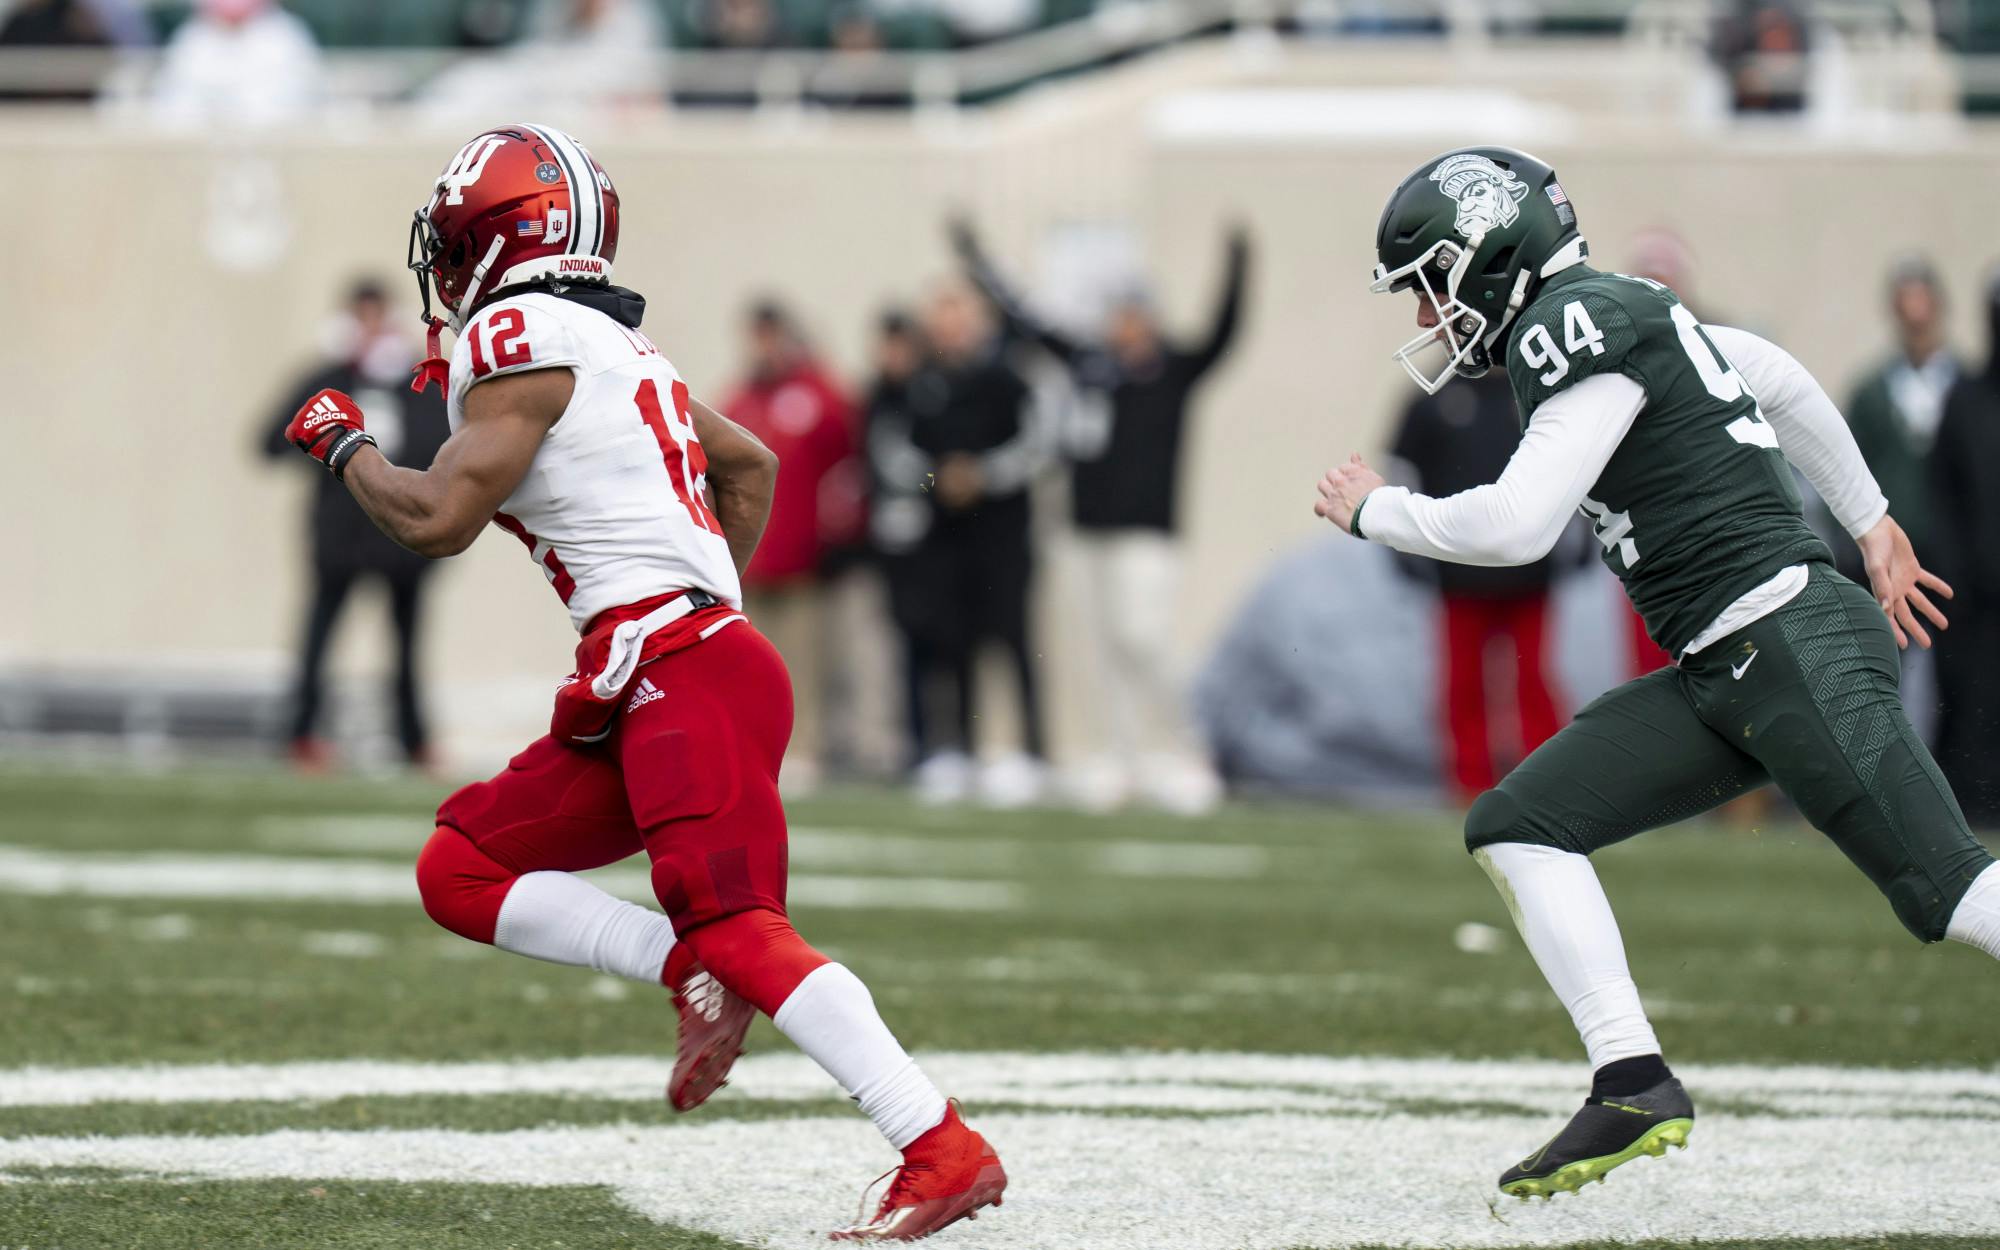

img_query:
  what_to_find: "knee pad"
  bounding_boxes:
[414,826,517,945]
[680,907,829,1016]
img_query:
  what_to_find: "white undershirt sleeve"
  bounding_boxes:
[1358,372,1646,567]
[1705,325,1888,540]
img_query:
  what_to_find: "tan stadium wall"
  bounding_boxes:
[5,78,1999,767]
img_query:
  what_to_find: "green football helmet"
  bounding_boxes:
[1370,146,1587,394]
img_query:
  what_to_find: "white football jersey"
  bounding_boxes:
[447,292,742,632]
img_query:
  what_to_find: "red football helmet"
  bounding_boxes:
[407,123,622,334]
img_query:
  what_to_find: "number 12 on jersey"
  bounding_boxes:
[635,378,723,535]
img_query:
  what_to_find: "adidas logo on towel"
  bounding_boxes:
[626,677,665,713]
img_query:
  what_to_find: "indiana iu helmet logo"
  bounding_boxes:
[1429,153,1530,239]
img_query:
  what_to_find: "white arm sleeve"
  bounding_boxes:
[1358,373,1645,567]
[1704,325,1887,540]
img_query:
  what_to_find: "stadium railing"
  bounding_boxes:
[4,0,1991,113]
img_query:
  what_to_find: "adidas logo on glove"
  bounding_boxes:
[301,397,348,433]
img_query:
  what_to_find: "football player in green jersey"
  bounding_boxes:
[1317,146,2000,1200]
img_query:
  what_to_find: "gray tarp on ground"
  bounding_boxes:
[1194,535,1626,803]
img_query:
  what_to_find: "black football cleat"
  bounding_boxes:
[1499,1076,1694,1199]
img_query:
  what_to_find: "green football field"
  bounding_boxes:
[1,764,1995,1250]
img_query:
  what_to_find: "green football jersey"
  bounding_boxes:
[1505,265,1832,654]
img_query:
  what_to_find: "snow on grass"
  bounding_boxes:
[2,1108,1997,1250]
[6,1051,1998,1121]
[5,1053,1997,1246]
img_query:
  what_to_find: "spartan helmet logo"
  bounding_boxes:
[1429,154,1530,240]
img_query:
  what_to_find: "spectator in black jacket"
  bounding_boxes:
[1385,370,1568,804]
[261,279,449,770]
[869,281,1048,805]
[862,309,941,770]
[954,220,1248,812]
[1929,268,2000,826]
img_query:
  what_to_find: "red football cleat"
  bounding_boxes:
[830,1103,1007,1242]
[666,962,754,1112]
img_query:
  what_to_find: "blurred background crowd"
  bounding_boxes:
[252,219,1249,813]
[4,0,2000,822]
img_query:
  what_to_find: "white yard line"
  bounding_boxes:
[255,821,1031,875]
[253,816,427,854]
[788,828,1029,873]
[3,1110,1998,1250]
[1093,840,1270,878]
[0,847,1019,913]
[5,1051,1998,1121]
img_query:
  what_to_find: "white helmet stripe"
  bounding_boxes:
[521,124,584,257]
[524,123,600,260]
[565,133,606,258]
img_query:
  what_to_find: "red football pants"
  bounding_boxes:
[427,621,796,937]
[1440,592,1565,801]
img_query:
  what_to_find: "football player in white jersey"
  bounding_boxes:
[284,124,1006,1241]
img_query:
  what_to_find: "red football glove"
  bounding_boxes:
[286,388,378,479]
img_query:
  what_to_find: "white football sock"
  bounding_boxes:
[1476,842,1662,1071]
[1946,861,2000,959]
[493,871,676,985]
[772,963,949,1149]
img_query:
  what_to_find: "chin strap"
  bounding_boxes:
[413,234,507,395]
[1476,238,1589,363]
[411,315,450,395]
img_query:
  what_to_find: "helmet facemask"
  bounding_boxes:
[1370,237,1496,395]
[407,208,447,328]
[408,204,509,334]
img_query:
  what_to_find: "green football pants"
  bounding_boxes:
[1465,564,1993,941]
